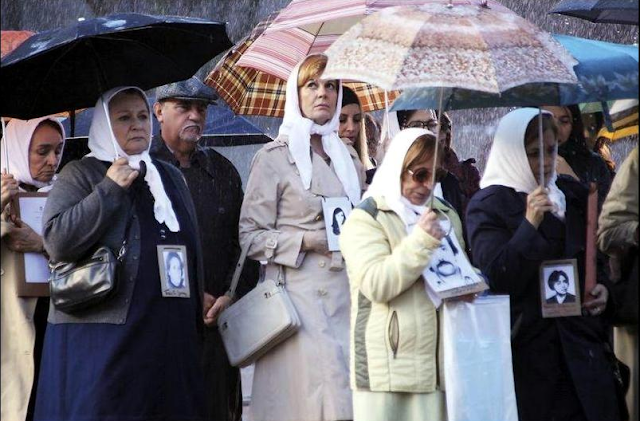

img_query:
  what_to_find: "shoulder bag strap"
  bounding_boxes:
[226,231,261,300]
[117,194,137,261]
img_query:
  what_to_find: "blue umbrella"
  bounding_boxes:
[390,34,638,112]
[0,13,231,119]
[550,0,639,25]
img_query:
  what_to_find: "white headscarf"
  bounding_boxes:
[481,107,566,220]
[1,116,66,192]
[365,127,442,307]
[278,57,361,206]
[365,128,437,228]
[86,86,180,232]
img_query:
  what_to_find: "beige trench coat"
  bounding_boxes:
[239,135,365,421]
[1,219,39,421]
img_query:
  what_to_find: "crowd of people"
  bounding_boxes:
[1,52,637,421]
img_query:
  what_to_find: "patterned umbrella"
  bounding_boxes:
[235,0,433,80]
[550,0,638,25]
[390,34,638,112]
[322,1,578,92]
[205,15,399,117]
[323,0,579,197]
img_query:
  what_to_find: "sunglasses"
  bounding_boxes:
[407,167,447,184]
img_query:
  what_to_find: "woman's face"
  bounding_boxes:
[29,123,64,183]
[543,106,572,145]
[403,109,438,131]
[339,103,362,146]
[298,77,338,125]
[525,128,557,186]
[552,275,569,295]
[168,256,183,286]
[401,154,438,206]
[109,92,150,155]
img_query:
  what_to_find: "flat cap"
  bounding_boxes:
[155,77,218,103]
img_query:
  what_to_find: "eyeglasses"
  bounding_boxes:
[405,120,439,131]
[407,167,447,184]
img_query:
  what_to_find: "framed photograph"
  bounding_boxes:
[540,259,582,318]
[321,197,352,252]
[10,192,50,297]
[157,245,190,298]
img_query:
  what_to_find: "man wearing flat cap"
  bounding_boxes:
[151,77,257,421]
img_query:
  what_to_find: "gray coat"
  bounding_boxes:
[43,156,204,325]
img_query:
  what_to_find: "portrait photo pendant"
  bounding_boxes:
[157,243,191,299]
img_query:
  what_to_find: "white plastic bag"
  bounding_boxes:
[442,295,519,421]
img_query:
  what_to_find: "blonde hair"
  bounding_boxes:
[401,133,443,177]
[297,54,329,87]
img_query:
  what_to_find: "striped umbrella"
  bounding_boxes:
[598,99,639,141]
[235,0,434,80]
[205,15,399,117]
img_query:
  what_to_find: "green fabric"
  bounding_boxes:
[354,292,373,389]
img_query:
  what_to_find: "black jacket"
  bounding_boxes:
[150,135,258,421]
[466,177,620,421]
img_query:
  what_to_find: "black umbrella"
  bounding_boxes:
[550,0,639,25]
[0,13,232,119]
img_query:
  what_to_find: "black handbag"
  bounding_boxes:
[49,201,136,313]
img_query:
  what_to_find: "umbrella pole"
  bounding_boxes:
[428,87,445,209]
[538,108,544,187]
[384,90,391,141]
[1,117,8,174]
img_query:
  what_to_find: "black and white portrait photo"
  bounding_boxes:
[322,197,352,251]
[157,245,190,298]
[545,270,576,304]
[540,259,581,318]
[423,219,488,299]
[331,207,347,235]
[165,250,185,289]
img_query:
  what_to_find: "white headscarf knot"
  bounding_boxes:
[278,57,361,206]
[86,86,180,232]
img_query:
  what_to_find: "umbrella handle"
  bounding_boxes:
[428,87,445,208]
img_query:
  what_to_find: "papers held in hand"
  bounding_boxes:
[423,218,488,299]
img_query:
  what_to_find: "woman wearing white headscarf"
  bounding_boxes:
[239,54,365,421]
[1,116,64,421]
[466,108,621,421]
[339,128,468,421]
[33,87,208,421]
